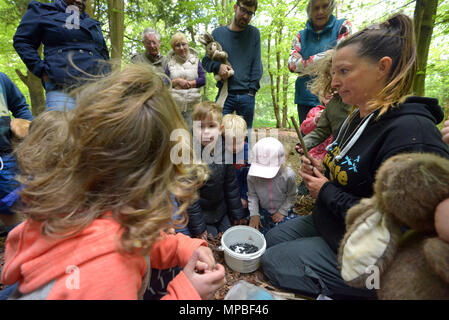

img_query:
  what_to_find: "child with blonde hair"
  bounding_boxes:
[1,63,225,300]
[222,113,250,223]
[0,72,33,235]
[295,49,351,155]
[14,110,71,176]
[248,137,297,234]
[187,101,245,238]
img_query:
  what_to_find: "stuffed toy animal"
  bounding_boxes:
[198,32,234,82]
[338,152,449,299]
[198,32,234,108]
[10,118,30,141]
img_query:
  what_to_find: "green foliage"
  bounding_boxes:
[0,0,449,124]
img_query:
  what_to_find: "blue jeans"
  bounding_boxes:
[221,93,255,130]
[0,283,18,300]
[45,81,76,111]
[0,154,19,216]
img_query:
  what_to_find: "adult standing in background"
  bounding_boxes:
[288,0,351,126]
[165,32,205,129]
[202,0,263,132]
[13,0,110,111]
[131,28,168,74]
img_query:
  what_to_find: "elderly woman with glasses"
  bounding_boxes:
[288,0,352,127]
[165,32,206,129]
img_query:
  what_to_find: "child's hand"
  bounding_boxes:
[193,246,216,272]
[314,110,323,124]
[249,215,262,230]
[271,211,285,223]
[195,231,208,241]
[183,248,226,299]
[241,198,248,209]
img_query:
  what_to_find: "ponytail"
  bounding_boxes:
[336,13,417,115]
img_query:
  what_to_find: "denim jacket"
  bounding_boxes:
[13,0,110,88]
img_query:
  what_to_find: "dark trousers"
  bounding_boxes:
[258,207,297,235]
[261,214,377,299]
[222,93,256,130]
[206,214,231,237]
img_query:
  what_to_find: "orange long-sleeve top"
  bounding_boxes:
[1,212,207,300]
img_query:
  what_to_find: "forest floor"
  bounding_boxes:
[0,128,316,300]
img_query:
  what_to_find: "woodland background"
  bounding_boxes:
[0,0,448,128]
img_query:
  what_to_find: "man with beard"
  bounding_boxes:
[202,0,263,134]
[131,28,168,74]
[13,0,110,111]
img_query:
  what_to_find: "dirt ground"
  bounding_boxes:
[0,128,316,299]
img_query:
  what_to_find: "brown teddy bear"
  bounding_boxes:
[198,32,234,82]
[338,152,449,299]
[198,32,234,108]
[10,118,31,144]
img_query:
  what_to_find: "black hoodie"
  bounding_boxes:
[313,96,449,252]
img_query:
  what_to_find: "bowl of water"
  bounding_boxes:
[220,226,266,273]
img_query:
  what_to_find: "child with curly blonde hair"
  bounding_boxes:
[1,63,225,300]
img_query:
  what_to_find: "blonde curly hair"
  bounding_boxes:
[16,63,208,255]
[14,110,72,176]
[298,49,335,99]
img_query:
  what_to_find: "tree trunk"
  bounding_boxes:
[16,69,45,116]
[85,0,94,17]
[108,0,124,68]
[267,33,281,128]
[412,0,439,96]
[275,31,281,128]
[282,63,289,128]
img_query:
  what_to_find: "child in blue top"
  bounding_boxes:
[0,72,33,234]
[222,113,250,223]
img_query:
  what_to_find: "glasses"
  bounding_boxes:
[238,5,255,17]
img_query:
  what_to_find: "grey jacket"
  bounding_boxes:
[247,166,297,217]
[131,52,168,74]
[303,95,352,149]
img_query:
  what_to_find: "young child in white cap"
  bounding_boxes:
[247,137,297,234]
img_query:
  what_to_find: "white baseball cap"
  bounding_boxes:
[248,137,286,179]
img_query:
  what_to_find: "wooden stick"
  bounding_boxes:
[290,116,312,162]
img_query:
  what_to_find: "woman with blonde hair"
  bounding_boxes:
[165,32,206,129]
[1,63,225,300]
[262,13,449,299]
